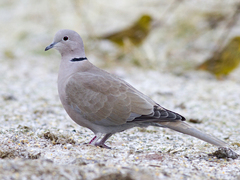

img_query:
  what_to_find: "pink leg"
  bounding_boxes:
[94,133,112,149]
[89,136,97,144]
[88,133,103,146]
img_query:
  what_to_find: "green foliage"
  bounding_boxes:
[197,37,240,78]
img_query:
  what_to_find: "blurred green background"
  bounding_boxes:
[1,0,240,77]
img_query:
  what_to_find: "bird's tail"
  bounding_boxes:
[158,121,228,147]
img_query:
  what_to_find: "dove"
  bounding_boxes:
[45,29,228,149]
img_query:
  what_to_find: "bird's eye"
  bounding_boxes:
[63,36,69,41]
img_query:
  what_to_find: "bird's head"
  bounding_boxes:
[45,29,85,58]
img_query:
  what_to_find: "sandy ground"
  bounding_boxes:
[1,0,240,179]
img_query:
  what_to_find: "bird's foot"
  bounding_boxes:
[94,142,111,149]
[88,136,111,149]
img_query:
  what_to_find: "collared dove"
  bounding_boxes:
[45,29,228,149]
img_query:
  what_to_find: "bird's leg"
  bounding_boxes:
[89,136,97,144]
[94,133,113,149]
[88,133,102,145]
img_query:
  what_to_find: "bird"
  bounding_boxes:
[197,37,240,79]
[45,29,228,149]
[99,14,153,47]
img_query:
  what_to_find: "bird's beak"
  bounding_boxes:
[45,42,56,51]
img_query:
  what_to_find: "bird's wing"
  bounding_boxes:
[65,72,154,125]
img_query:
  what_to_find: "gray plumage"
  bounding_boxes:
[45,29,228,149]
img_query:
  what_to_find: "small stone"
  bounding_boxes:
[66,144,72,149]
[209,147,239,159]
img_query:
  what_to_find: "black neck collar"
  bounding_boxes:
[70,57,87,62]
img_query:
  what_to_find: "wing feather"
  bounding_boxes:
[65,72,154,125]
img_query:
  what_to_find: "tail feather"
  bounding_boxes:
[159,121,228,147]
